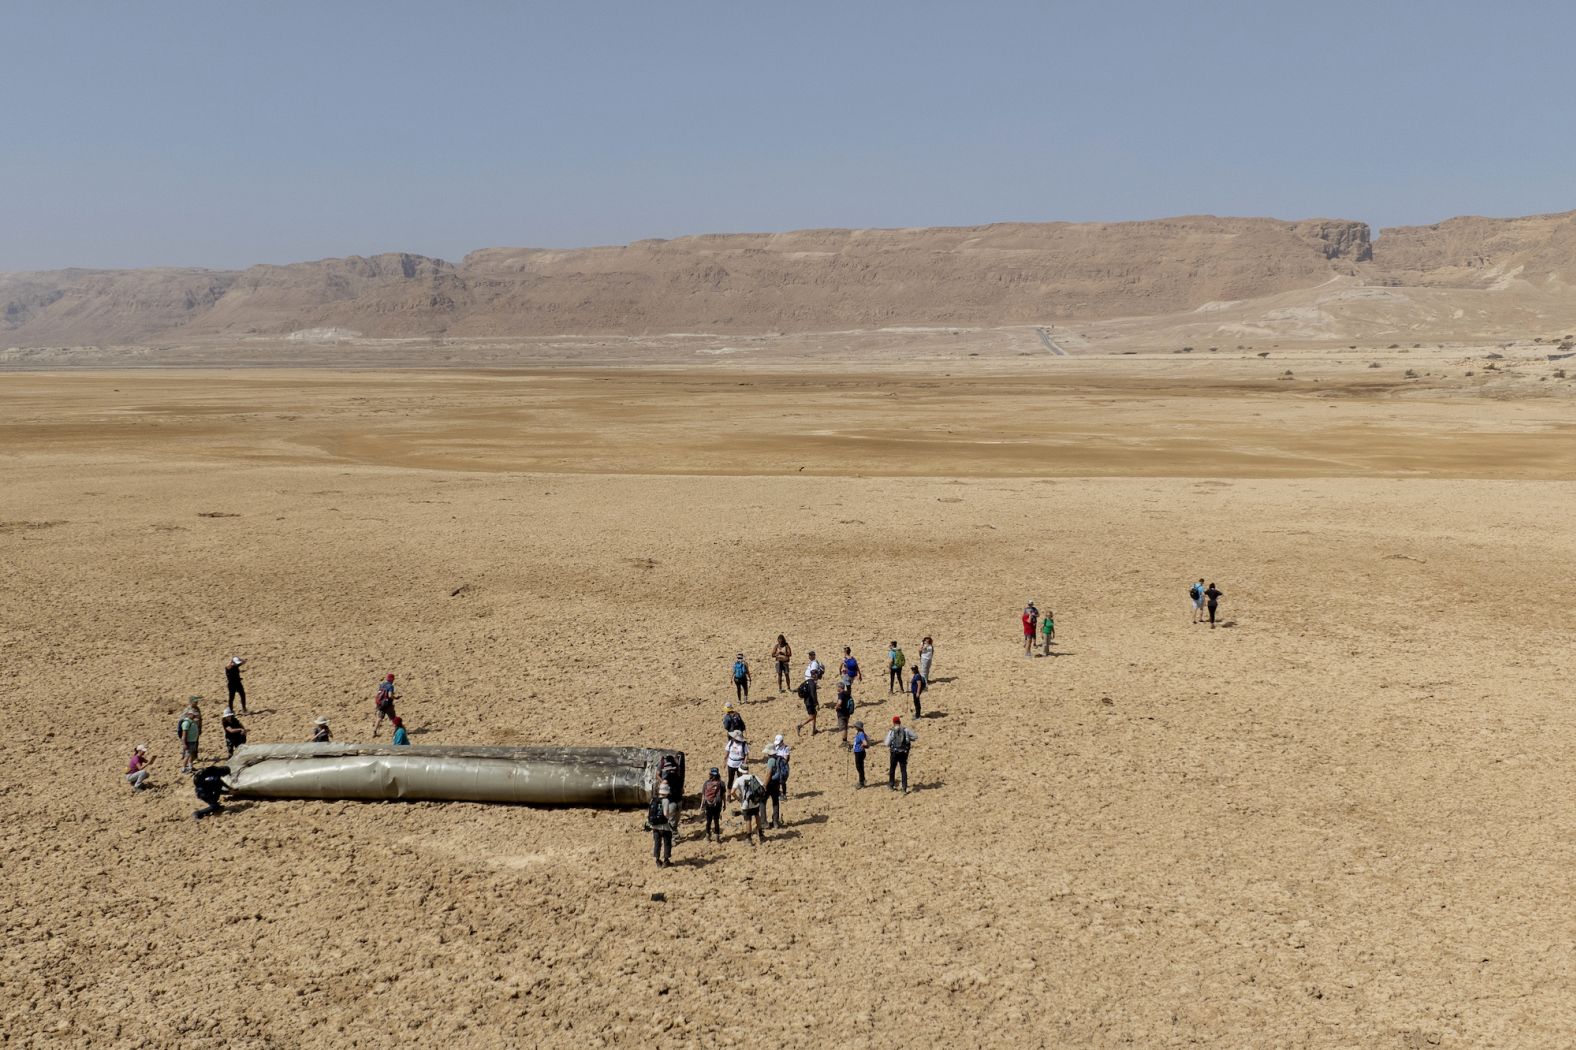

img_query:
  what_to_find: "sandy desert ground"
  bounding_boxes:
[3,355,1575,1048]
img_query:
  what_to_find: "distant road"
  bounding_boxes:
[1035,327,1068,356]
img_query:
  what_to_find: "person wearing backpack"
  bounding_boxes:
[700,767,726,842]
[723,702,746,739]
[796,675,821,738]
[646,781,678,867]
[1022,602,1039,657]
[372,674,399,738]
[834,679,854,743]
[730,652,752,702]
[764,738,790,828]
[176,700,202,774]
[724,730,749,789]
[729,764,766,845]
[886,715,917,794]
[887,642,906,694]
[1190,579,1206,623]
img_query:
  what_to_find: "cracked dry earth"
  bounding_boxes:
[2,368,1575,1048]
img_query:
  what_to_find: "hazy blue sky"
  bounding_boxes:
[2,1,1570,270]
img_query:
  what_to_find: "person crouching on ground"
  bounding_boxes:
[311,716,332,743]
[730,764,767,845]
[126,744,154,791]
[192,764,232,821]
[701,767,725,842]
[647,781,678,867]
[390,716,410,745]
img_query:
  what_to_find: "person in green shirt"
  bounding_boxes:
[177,698,203,774]
[1041,610,1056,656]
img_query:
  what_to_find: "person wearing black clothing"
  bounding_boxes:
[700,768,725,842]
[221,708,247,758]
[722,703,745,737]
[909,669,925,719]
[224,657,247,713]
[1205,583,1224,628]
[192,764,231,821]
[886,716,916,794]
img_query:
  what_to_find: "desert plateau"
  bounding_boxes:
[4,276,1576,1048]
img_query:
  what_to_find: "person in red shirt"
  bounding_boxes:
[1021,602,1039,657]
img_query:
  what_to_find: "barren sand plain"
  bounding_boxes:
[3,356,1576,1049]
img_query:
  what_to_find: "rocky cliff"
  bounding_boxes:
[5,210,1570,347]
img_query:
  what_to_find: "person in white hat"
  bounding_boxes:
[125,744,154,791]
[724,729,748,790]
[221,707,247,758]
[311,717,332,743]
[647,781,678,867]
[764,736,791,828]
[728,763,767,846]
[224,657,248,714]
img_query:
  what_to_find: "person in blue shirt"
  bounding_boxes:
[850,720,870,788]
[840,647,862,695]
[390,716,410,746]
[909,665,925,719]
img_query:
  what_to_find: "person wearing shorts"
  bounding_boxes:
[1190,579,1206,623]
[1022,602,1038,657]
[772,635,792,692]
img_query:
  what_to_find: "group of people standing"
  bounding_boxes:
[126,658,413,820]
[647,635,935,864]
[1020,602,1057,657]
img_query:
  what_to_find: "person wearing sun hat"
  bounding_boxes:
[724,729,749,790]
[221,707,247,758]
[176,699,202,774]
[125,744,154,791]
[764,735,791,828]
[311,716,332,743]
[224,657,248,713]
[722,701,745,738]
